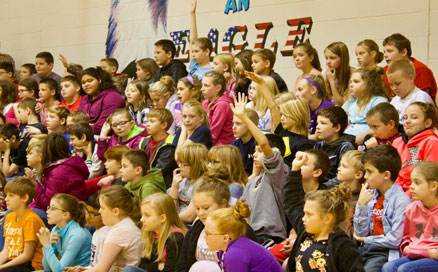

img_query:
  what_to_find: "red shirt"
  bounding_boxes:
[59,96,83,112]
[372,196,384,235]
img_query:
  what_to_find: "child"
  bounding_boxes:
[17,98,47,142]
[30,133,89,211]
[153,39,188,84]
[212,53,236,97]
[234,49,254,96]
[354,145,412,272]
[59,76,83,112]
[46,105,69,135]
[383,33,437,103]
[342,68,389,138]
[201,71,234,145]
[148,76,181,135]
[231,108,258,176]
[124,193,186,272]
[136,58,159,84]
[39,78,59,125]
[251,48,288,92]
[0,177,45,271]
[314,106,356,181]
[382,161,438,271]
[139,108,177,188]
[121,150,166,200]
[323,41,352,105]
[32,51,61,93]
[0,123,28,178]
[356,39,384,69]
[188,0,212,81]
[388,58,434,124]
[37,194,92,271]
[66,110,90,128]
[24,135,46,186]
[206,200,283,272]
[125,79,152,126]
[0,62,14,82]
[231,93,289,243]
[19,63,36,81]
[176,75,203,104]
[18,78,39,100]
[0,80,19,127]
[392,102,438,195]
[292,43,322,95]
[99,58,118,76]
[68,121,104,179]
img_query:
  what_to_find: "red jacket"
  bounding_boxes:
[202,94,235,146]
[400,201,438,259]
[392,129,438,195]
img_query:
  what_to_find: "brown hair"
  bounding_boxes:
[126,79,152,110]
[136,58,159,80]
[194,170,231,206]
[18,98,37,115]
[67,121,94,142]
[366,102,399,126]
[18,78,39,99]
[325,42,351,97]
[52,193,87,227]
[254,49,276,69]
[387,58,416,78]
[305,149,330,183]
[208,199,250,240]
[48,105,70,125]
[362,144,401,182]
[67,110,90,123]
[99,185,141,224]
[383,33,412,57]
[357,39,384,64]
[193,37,213,56]
[413,161,438,196]
[41,133,71,169]
[0,80,17,112]
[104,145,130,162]
[352,68,389,110]
[203,71,227,108]
[408,102,438,129]
[294,43,322,71]
[123,149,150,176]
[176,143,208,181]
[178,76,203,102]
[208,146,247,187]
[147,108,174,131]
[4,177,36,205]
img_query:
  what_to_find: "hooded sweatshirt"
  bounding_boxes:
[125,169,166,200]
[202,94,235,146]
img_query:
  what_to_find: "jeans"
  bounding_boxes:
[382,257,438,272]
[359,244,389,272]
[122,266,147,272]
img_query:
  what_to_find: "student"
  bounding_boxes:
[121,149,166,200]
[124,193,187,272]
[136,58,159,85]
[231,108,259,176]
[0,177,45,271]
[295,74,334,135]
[292,43,322,95]
[68,122,104,179]
[153,39,188,84]
[66,110,90,128]
[314,106,356,181]
[392,102,438,195]
[383,33,437,103]
[231,93,289,243]
[37,194,92,271]
[382,161,438,272]
[19,63,36,81]
[139,108,177,188]
[16,98,47,142]
[0,62,15,82]
[355,145,411,271]
[32,52,62,94]
[97,108,148,161]
[356,39,384,69]
[125,79,152,126]
[323,41,352,105]
[0,123,28,178]
[99,58,118,76]
[176,75,203,104]
[39,78,60,125]
[46,105,69,135]
[17,78,39,101]
[201,71,234,145]
[0,80,19,127]
[212,53,236,97]
[342,68,389,138]
[79,67,125,134]
[388,58,434,124]
[30,133,89,211]
[148,76,181,134]
[234,49,254,96]
[24,135,46,187]
[59,76,83,112]
[188,0,212,81]
[251,49,288,92]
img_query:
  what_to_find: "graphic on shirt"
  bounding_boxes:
[414,224,438,240]
[401,146,421,170]
[415,223,424,238]
[4,222,23,258]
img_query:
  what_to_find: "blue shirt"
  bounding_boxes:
[189,59,212,81]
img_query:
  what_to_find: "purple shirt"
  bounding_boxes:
[309,100,335,134]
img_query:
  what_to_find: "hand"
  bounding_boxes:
[0,138,11,152]
[24,125,42,136]
[35,103,42,114]
[158,262,165,270]
[36,227,52,247]
[326,66,335,82]
[428,248,438,259]
[86,141,93,160]
[403,245,410,254]
[59,54,69,68]
[190,0,197,14]
[50,232,61,245]
[230,92,247,118]
[172,168,184,188]
[364,137,378,149]
[97,175,115,187]
[357,183,374,206]
[64,266,87,272]
[100,120,112,138]
[24,168,35,180]
[292,151,308,171]
[244,71,265,85]
[353,232,365,243]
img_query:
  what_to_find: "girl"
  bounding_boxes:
[97,108,148,161]
[295,74,334,134]
[18,78,39,100]
[205,199,283,272]
[149,76,181,135]
[169,143,208,224]
[292,43,322,95]
[176,75,203,104]
[123,193,187,272]
[355,39,384,69]
[59,76,83,112]
[29,133,89,211]
[174,100,212,151]
[342,68,388,138]
[393,102,438,195]
[212,53,236,97]
[0,80,19,127]
[19,63,36,81]
[201,71,235,145]
[323,41,353,106]
[37,194,92,271]
[234,49,254,96]
[382,161,438,272]
[125,79,152,125]
[79,67,125,134]
[207,146,247,201]
[284,152,365,271]
[136,58,159,84]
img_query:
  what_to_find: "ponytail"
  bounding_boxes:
[52,194,87,227]
[99,185,141,225]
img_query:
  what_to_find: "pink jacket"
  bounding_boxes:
[202,94,235,146]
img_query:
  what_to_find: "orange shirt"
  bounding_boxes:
[372,196,384,236]
[59,95,83,112]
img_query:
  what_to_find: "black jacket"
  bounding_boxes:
[154,59,188,86]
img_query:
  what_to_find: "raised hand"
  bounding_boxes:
[244,71,265,85]
[230,92,248,118]
[190,0,197,14]
[292,151,308,171]
[59,54,69,68]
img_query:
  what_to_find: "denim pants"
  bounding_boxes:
[382,257,438,272]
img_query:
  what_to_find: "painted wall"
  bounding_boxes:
[0,0,436,89]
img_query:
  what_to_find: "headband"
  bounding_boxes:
[185,75,194,85]
[303,76,323,96]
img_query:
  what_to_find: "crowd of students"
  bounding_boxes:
[0,0,437,271]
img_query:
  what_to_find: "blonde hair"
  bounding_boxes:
[26,134,47,154]
[208,199,250,240]
[48,105,70,123]
[141,193,187,261]
[387,58,416,78]
[208,146,247,187]
[250,76,279,114]
[107,108,133,124]
[149,76,175,97]
[214,53,235,77]
[177,143,208,181]
[182,100,210,128]
[275,92,296,105]
[341,150,365,183]
[279,98,310,136]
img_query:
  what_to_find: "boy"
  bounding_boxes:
[0,123,28,178]
[231,108,259,176]
[68,122,104,179]
[17,98,48,142]
[153,39,188,84]
[383,33,437,103]
[32,52,61,96]
[314,106,356,181]
[39,78,60,124]
[66,110,90,128]
[354,145,411,272]
[388,58,434,124]
[0,62,14,82]
[0,177,45,271]
[120,149,166,200]
[99,58,118,76]
[252,49,288,92]
[47,105,72,151]
[139,108,177,188]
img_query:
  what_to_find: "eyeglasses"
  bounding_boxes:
[111,120,131,128]
[204,229,224,237]
[47,205,65,212]
[177,161,190,167]
[86,210,100,217]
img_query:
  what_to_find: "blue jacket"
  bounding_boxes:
[43,220,92,272]
[354,182,411,260]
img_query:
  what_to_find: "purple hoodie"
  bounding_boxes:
[30,155,90,211]
[78,88,125,134]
